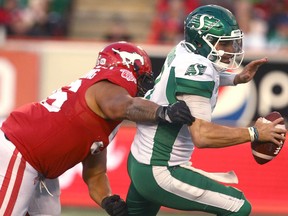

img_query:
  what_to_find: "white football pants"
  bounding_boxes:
[0,129,61,216]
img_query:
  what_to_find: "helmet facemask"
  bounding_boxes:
[203,30,244,71]
[133,63,154,97]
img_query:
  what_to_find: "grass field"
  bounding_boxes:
[61,207,209,215]
[61,207,287,216]
[62,207,205,215]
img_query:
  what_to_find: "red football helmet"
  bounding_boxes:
[96,41,154,96]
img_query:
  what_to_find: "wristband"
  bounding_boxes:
[248,126,259,142]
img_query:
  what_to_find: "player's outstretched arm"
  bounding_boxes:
[190,117,286,148]
[234,57,268,85]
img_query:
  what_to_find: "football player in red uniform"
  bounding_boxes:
[0,41,194,216]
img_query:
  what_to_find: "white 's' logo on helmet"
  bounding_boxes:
[112,48,144,68]
[189,14,220,32]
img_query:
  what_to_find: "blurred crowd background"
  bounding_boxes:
[0,0,288,51]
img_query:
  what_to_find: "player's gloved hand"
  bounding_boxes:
[101,194,128,216]
[156,100,195,125]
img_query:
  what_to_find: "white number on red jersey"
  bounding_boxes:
[40,79,82,112]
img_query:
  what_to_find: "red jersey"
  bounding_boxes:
[1,66,137,178]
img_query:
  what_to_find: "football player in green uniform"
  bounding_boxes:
[126,5,286,216]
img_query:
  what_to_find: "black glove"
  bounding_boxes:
[156,100,195,125]
[101,195,128,216]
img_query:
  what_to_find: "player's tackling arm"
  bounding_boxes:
[86,81,194,124]
[86,81,158,121]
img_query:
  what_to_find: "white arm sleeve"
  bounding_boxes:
[219,72,237,86]
[177,94,212,122]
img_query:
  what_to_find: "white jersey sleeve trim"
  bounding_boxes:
[177,94,212,122]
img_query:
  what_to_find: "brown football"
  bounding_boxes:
[251,111,286,165]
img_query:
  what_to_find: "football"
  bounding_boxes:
[251,111,286,165]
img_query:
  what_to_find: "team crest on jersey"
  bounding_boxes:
[112,48,144,68]
[120,69,137,83]
[185,63,207,76]
[187,14,220,33]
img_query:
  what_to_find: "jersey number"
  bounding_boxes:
[40,79,82,112]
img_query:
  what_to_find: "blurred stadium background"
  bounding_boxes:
[1,0,288,215]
